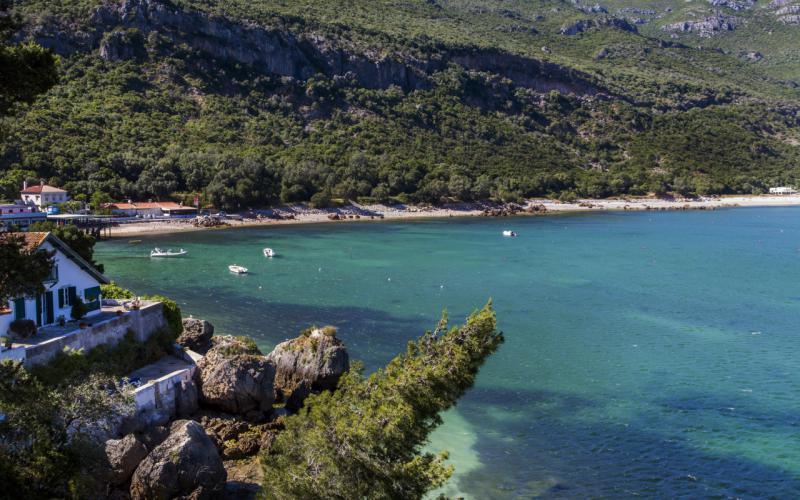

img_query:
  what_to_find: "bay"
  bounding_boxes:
[95,207,800,498]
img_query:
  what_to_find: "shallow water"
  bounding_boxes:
[96,208,800,497]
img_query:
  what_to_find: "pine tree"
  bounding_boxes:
[260,302,503,499]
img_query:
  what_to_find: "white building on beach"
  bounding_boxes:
[769,186,797,195]
[0,232,108,334]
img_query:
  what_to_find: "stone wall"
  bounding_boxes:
[129,361,197,431]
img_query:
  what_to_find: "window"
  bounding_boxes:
[44,263,58,283]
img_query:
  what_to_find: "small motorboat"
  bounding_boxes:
[128,239,142,245]
[502,230,517,237]
[228,264,248,274]
[150,247,188,257]
[263,247,275,258]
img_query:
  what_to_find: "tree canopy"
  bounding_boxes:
[260,302,503,499]
[0,233,54,304]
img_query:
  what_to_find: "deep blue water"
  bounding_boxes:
[96,208,800,498]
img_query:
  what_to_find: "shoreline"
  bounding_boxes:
[106,195,800,238]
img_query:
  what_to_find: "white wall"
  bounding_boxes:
[0,240,102,336]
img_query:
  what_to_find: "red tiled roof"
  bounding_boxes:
[0,232,48,251]
[20,184,67,194]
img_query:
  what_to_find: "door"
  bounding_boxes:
[13,298,25,320]
[45,291,55,325]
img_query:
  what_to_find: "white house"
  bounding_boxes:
[769,186,797,195]
[103,201,196,218]
[20,181,69,209]
[0,232,108,335]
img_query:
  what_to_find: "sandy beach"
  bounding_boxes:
[106,194,800,238]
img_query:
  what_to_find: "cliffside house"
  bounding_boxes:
[103,201,196,218]
[0,232,108,335]
[20,181,69,209]
[769,187,797,195]
[0,203,46,231]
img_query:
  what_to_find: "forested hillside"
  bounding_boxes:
[1,0,799,209]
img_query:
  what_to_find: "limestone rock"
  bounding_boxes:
[196,336,276,417]
[266,327,349,407]
[178,318,215,352]
[105,433,148,486]
[130,420,226,500]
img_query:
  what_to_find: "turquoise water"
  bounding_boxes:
[96,208,800,498]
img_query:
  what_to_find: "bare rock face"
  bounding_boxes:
[266,327,349,407]
[105,433,148,486]
[130,420,226,500]
[196,336,276,418]
[178,318,215,352]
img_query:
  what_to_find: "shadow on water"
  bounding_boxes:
[183,296,425,371]
[451,386,800,498]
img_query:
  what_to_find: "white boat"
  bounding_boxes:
[150,247,188,257]
[228,264,248,274]
[263,247,275,258]
[502,230,517,237]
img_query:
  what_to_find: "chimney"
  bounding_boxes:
[23,181,27,190]
[40,180,44,187]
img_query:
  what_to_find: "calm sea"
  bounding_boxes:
[96,208,800,498]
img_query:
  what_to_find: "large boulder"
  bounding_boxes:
[178,318,215,352]
[266,326,349,406]
[130,420,226,500]
[105,433,148,486]
[196,336,276,418]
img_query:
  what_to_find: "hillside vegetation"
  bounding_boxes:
[1,0,799,209]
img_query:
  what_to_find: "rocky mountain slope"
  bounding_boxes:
[1,0,799,207]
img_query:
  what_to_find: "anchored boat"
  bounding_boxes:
[150,247,188,257]
[228,264,248,274]
[502,230,517,237]
[263,247,275,258]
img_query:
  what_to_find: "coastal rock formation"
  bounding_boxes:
[178,318,215,352]
[130,420,226,499]
[266,327,349,408]
[196,336,276,418]
[198,412,279,459]
[105,433,148,486]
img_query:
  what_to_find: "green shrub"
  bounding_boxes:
[101,282,134,299]
[70,298,87,320]
[142,294,182,339]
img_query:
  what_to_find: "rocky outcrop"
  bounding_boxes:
[196,336,276,419]
[130,420,226,500]
[178,318,215,352]
[198,412,278,459]
[559,17,637,35]
[105,433,149,486]
[18,0,608,97]
[663,13,742,37]
[266,327,349,407]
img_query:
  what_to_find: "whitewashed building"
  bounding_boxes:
[20,181,69,209]
[0,232,108,335]
[769,186,797,195]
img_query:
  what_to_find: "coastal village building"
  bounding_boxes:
[0,203,46,231]
[103,201,196,218]
[0,232,108,334]
[20,181,69,209]
[769,186,797,195]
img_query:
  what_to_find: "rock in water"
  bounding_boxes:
[178,318,215,352]
[105,434,148,486]
[130,420,226,499]
[196,336,276,418]
[266,326,349,406]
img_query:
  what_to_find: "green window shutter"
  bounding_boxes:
[13,298,25,320]
[84,286,101,312]
[35,295,42,326]
[58,289,65,308]
[67,286,77,305]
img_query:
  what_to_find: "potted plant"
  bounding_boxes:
[57,315,66,327]
[71,297,87,323]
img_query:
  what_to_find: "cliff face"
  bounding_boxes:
[21,0,605,96]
